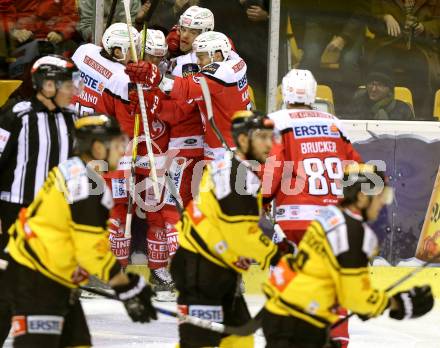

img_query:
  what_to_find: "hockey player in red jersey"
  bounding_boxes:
[166,5,214,59]
[128,31,252,160]
[72,22,140,120]
[262,69,362,348]
[158,6,215,262]
[168,5,215,74]
[73,24,176,295]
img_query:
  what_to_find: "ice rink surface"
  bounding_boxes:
[5,295,440,348]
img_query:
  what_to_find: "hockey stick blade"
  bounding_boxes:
[79,285,261,335]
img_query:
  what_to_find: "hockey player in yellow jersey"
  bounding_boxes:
[262,164,434,348]
[3,114,157,348]
[170,110,289,348]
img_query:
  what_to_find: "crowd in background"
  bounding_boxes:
[0,0,439,120]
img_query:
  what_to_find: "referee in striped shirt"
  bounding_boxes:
[0,55,81,344]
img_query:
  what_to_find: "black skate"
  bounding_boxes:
[149,268,176,302]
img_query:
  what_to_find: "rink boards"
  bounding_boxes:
[127,264,440,298]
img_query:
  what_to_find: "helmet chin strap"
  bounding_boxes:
[39,87,60,109]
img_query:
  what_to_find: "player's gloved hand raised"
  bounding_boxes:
[389,285,434,320]
[113,273,157,323]
[125,61,161,88]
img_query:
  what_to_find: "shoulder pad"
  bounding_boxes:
[203,59,246,85]
[362,223,379,258]
[101,185,114,210]
[58,157,90,203]
[316,206,345,231]
[182,63,200,77]
[201,63,220,75]
[317,206,349,256]
[210,153,232,174]
[107,70,130,101]
[210,155,233,200]
[12,101,32,115]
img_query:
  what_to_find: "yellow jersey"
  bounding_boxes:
[7,157,120,288]
[263,206,389,328]
[177,154,278,273]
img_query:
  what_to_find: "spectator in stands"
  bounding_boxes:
[290,1,370,113]
[0,1,13,78]
[368,0,440,120]
[77,0,140,42]
[346,67,415,120]
[199,0,269,109]
[148,0,199,30]
[9,0,79,47]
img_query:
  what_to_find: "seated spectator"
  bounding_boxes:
[77,0,140,42]
[346,67,415,121]
[368,0,440,120]
[291,0,371,113]
[9,0,79,47]
[199,0,269,109]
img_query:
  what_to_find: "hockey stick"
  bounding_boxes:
[123,0,160,202]
[199,75,268,333]
[105,0,118,30]
[79,284,262,335]
[124,0,159,238]
[199,77,234,154]
[330,251,440,330]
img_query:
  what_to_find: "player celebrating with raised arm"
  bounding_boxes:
[262,164,434,348]
[3,115,157,348]
[126,30,252,161]
[72,22,141,120]
[168,110,289,348]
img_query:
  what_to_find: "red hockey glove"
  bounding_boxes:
[166,25,182,58]
[125,61,161,87]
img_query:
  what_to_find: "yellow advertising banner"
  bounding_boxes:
[416,166,440,262]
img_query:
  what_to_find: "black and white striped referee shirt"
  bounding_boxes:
[0,97,75,205]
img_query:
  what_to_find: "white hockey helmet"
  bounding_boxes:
[193,31,231,62]
[179,6,214,32]
[140,29,168,57]
[282,69,317,106]
[102,22,140,62]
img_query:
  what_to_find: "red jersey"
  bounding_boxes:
[163,56,251,159]
[263,109,362,231]
[72,43,169,171]
[160,52,204,159]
